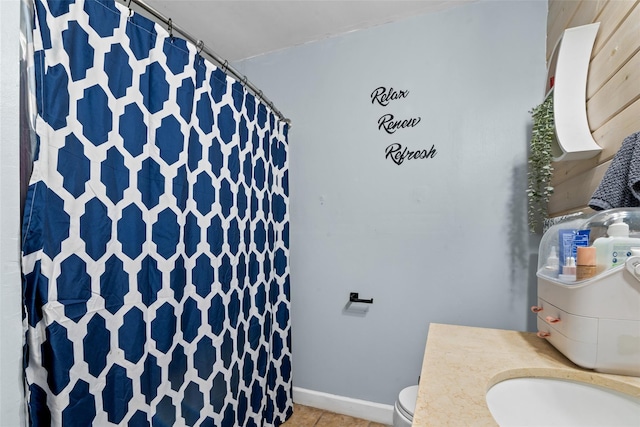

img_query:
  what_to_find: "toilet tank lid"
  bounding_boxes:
[398,385,419,415]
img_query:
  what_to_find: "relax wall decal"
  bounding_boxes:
[370,86,409,106]
[370,86,437,165]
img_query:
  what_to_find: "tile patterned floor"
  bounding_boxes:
[282,404,390,427]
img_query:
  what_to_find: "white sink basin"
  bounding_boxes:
[486,377,640,426]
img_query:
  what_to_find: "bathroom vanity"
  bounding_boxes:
[412,323,640,426]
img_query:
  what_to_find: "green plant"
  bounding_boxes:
[527,94,555,233]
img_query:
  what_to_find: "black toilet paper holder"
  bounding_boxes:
[349,292,373,304]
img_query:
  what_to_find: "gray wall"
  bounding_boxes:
[235,0,547,404]
[1,0,25,424]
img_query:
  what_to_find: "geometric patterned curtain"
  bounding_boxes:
[21,0,291,425]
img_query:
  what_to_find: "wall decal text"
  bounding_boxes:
[370,85,437,165]
[385,143,437,165]
[370,86,409,106]
[378,114,421,134]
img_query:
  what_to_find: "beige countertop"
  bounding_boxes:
[413,323,640,426]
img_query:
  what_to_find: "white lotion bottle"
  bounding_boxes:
[545,246,559,275]
[593,218,640,272]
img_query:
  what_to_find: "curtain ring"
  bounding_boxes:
[196,40,204,55]
[127,0,132,17]
[221,60,228,72]
[168,18,174,41]
[241,75,248,86]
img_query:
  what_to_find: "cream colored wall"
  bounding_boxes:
[547,0,640,217]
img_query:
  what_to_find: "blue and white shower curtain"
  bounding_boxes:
[21,0,291,425]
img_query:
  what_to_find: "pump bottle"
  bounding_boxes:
[592,218,640,273]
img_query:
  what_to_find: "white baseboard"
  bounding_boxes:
[292,386,394,425]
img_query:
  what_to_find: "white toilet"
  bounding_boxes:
[393,385,418,427]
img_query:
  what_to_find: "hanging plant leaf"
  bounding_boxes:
[527,94,555,232]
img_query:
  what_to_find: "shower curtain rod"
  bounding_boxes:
[119,0,291,124]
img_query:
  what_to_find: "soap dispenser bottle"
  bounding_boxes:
[593,218,640,272]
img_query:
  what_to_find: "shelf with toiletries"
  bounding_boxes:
[534,208,640,377]
[537,208,640,283]
[544,22,602,162]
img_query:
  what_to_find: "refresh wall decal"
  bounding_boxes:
[370,86,437,165]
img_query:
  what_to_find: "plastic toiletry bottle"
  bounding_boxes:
[592,218,640,272]
[576,246,597,280]
[545,246,559,275]
[558,257,576,282]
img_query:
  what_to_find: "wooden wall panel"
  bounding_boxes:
[590,0,637,56]
[587,4,640,97]
[545,0,640,217]
[547,1,582,60]
[548,161,609,214]
[587,50,640,130]
[590,97,640,152]
[568,1,605,34]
